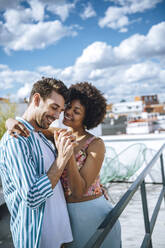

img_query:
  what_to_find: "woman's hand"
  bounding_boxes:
[54,129,77,152]
[5,118,30,138]
[47,130,77,189]
[54,129,78,166]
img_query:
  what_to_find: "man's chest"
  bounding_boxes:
[30,133,56,174]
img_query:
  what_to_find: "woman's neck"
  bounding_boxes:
[68,127,87,140]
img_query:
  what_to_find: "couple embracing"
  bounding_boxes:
[0,77,121,248]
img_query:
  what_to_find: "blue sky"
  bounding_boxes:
[0,0,165,103]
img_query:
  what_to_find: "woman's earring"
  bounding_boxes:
[84,125,87,130]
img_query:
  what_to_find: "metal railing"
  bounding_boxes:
[83,144,165,248]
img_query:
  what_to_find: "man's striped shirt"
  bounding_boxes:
[0,118,56,248]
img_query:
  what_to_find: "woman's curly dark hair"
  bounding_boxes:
[68,82,107,130]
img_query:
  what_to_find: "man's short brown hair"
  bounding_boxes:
[29,77,68,104]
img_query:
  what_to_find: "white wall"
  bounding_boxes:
[101,133,165,152]
[101,133,165,183]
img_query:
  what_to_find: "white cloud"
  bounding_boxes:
[0,64,40,91]
[146,22,165,55]
[45,0,76,22]
[0,64,9,70]
[73,21,165,72]
[127,0,162,13]
[114,22,165,60]
[0,1,78,53]
[66,22,165,101]
[17,83,32,99]
[99,6,129,31]
[75,41,115,68]
[0,0,76,22]
[28,0,45,22]
[61,66,74,81]
[99,0,162,32]
[0,21,165,103]
[7,20,76,52]
[124,61,160,82]
[109,0,162,10]
[37,66,62,78]
[80,2,96,20]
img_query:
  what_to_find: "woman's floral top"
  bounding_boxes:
[60,136,102,197]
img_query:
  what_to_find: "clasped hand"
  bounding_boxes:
[54,129,77,161]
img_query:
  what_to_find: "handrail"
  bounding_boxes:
[83,143,165,248]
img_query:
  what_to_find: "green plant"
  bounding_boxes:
[0,102,16,140]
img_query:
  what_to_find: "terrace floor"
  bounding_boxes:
[0,183,165,248]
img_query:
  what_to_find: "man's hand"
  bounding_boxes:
[54,128,76,145]
[47,129,77,189]
[54,129,77,163]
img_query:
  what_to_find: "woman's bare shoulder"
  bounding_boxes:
[88,136,105,153]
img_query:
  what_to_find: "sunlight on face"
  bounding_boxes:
[37,91,65,129]
[63,99,86,129]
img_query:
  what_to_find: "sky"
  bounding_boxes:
[0,0,165,104]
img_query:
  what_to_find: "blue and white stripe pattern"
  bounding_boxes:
[0,118,55,248]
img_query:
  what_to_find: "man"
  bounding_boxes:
[0,78,76,248]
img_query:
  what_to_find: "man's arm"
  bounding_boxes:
[4,132,75,208]
[4,137,53,209]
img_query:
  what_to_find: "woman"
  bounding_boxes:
[6,82,121,248]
